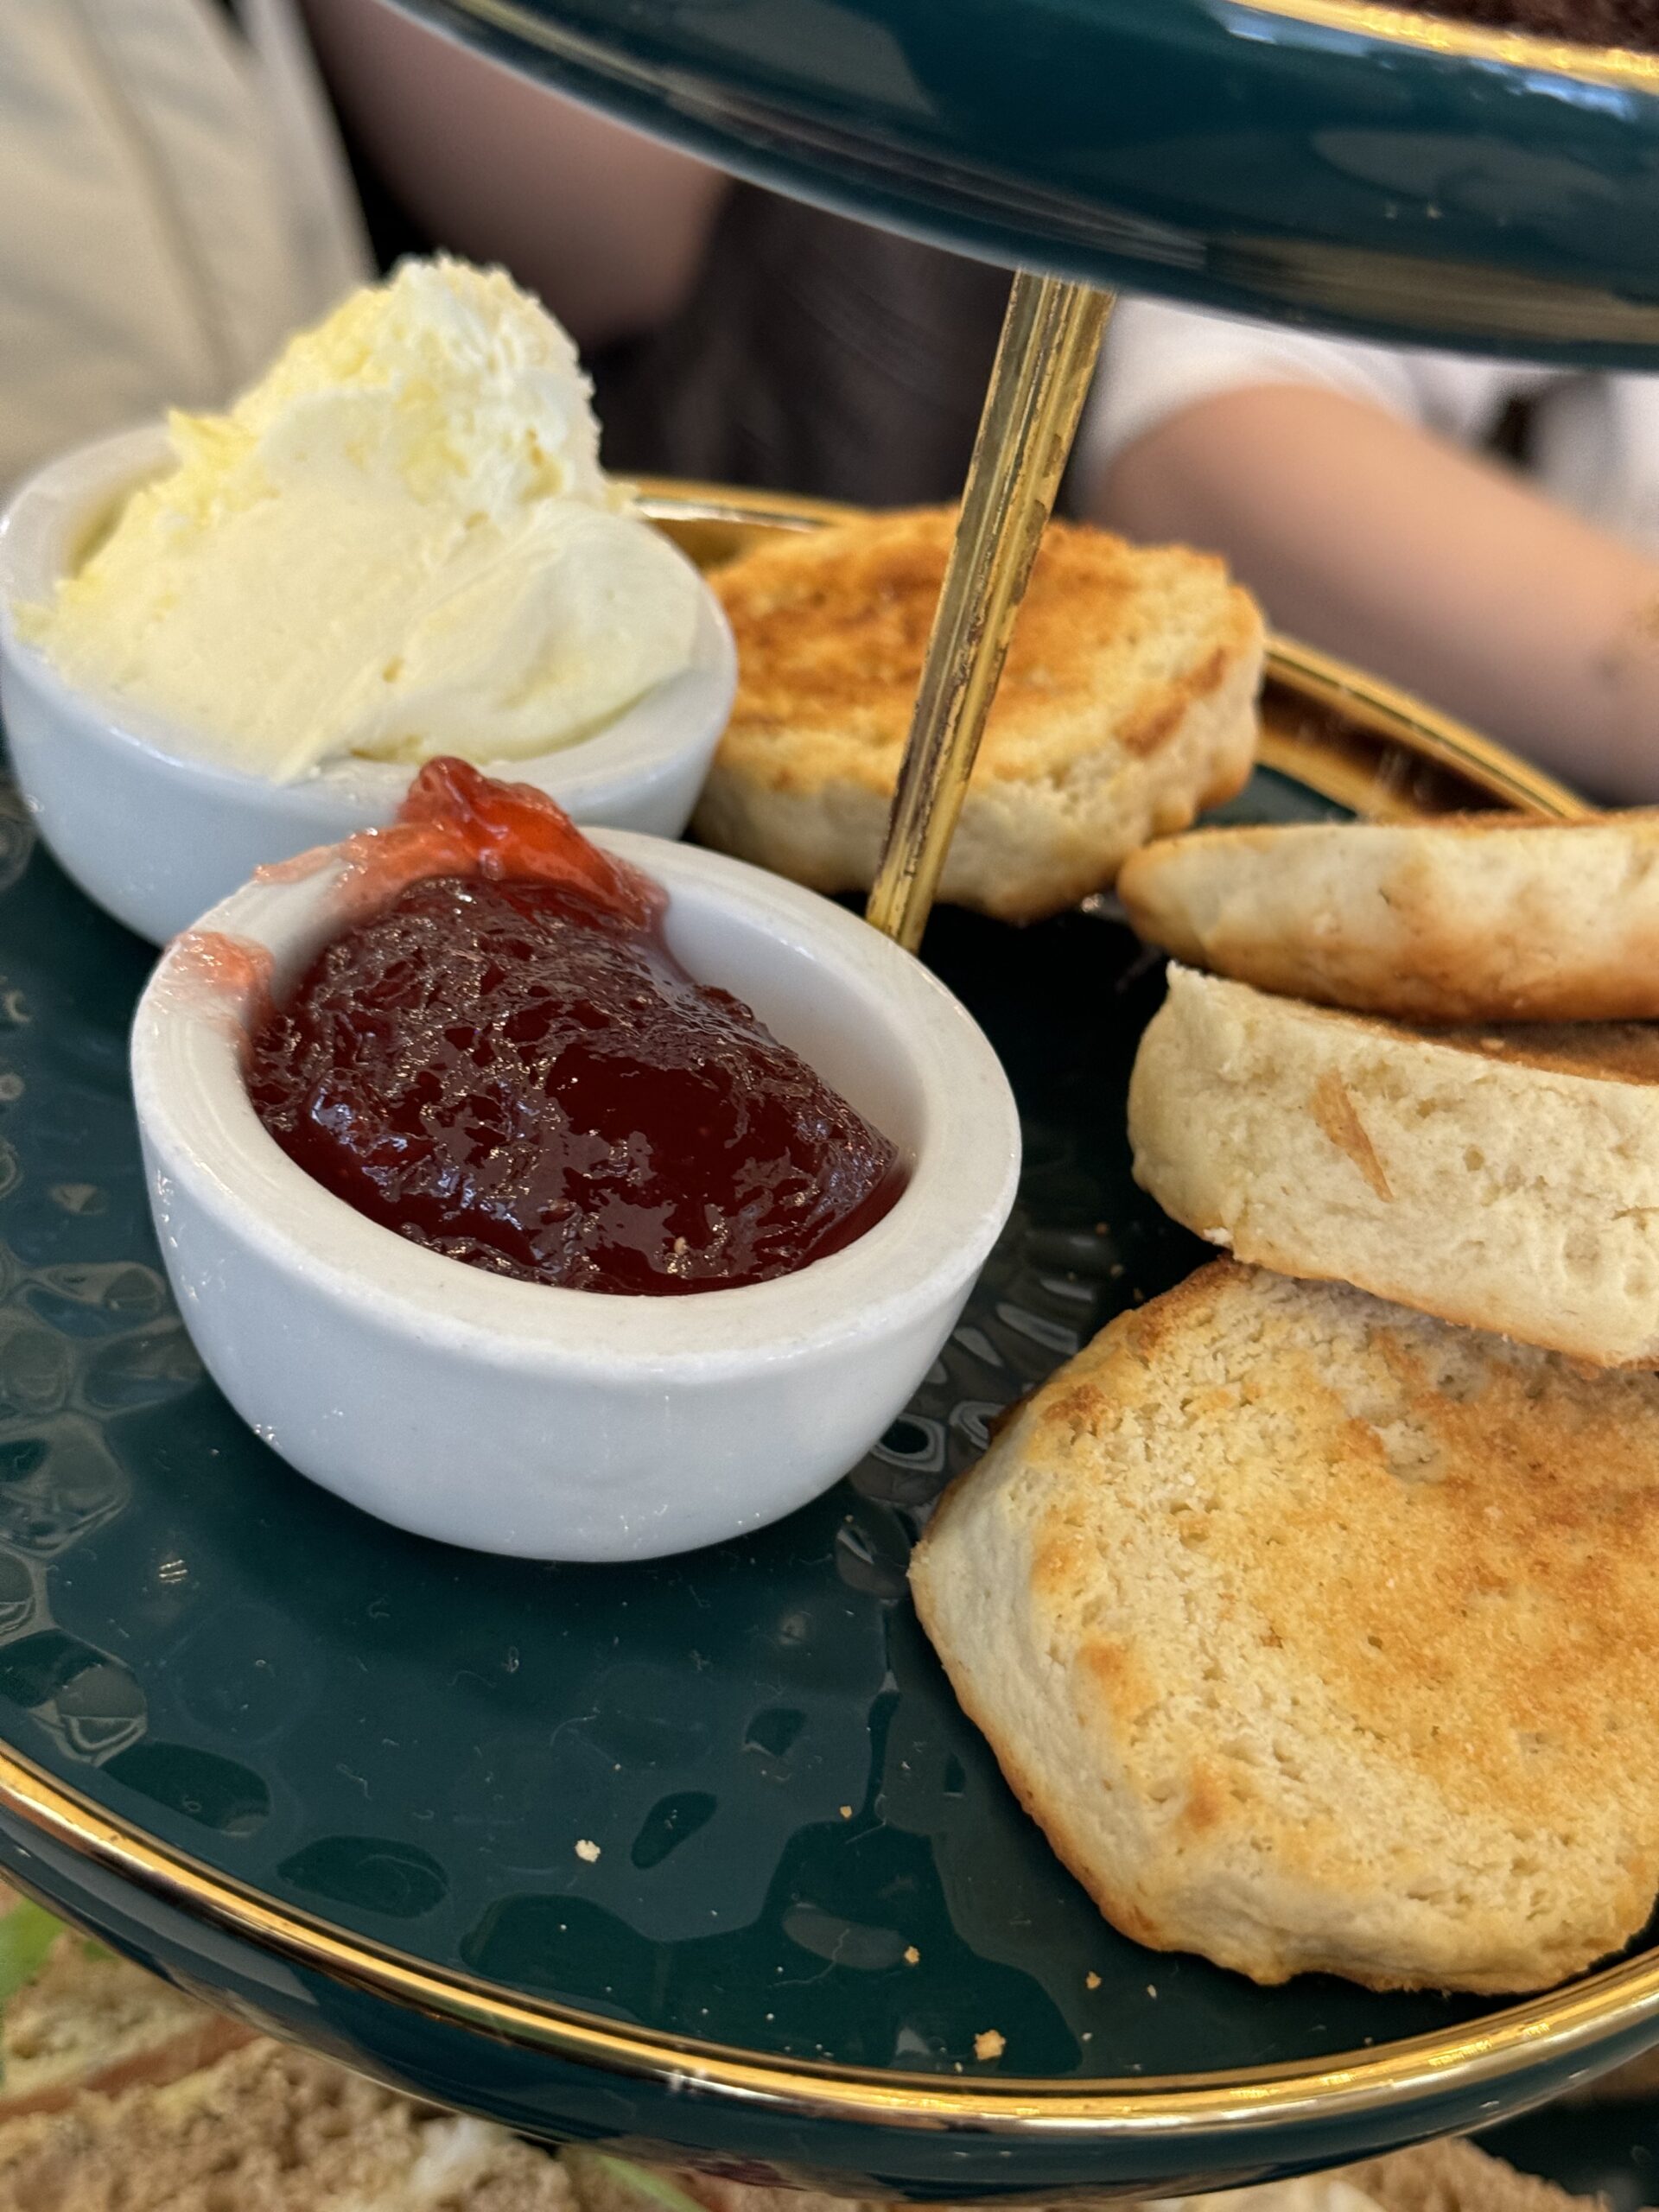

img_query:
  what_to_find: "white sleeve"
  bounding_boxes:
[0,0,371,500]
[244,0,375,317]
[1077,296,1518,486]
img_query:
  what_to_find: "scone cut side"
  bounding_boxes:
[1117,812,1659,1024]
[911,1262,1659,1992]
[695,508,1264,921]
[1128,964,1659,1368]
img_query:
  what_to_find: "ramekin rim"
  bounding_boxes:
[0,421,737,805]
[131,831,1023,1375]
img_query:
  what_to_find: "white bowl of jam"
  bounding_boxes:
[0,426,736,945]
[130,767,1021,1560]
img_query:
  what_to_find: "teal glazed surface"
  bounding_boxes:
[0,759,1653,2190]
[401,0,1659,362]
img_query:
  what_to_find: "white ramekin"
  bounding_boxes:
[0,425,736,944]
[130,834,1022,1560]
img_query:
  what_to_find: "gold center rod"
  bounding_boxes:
[865,275,1115,951]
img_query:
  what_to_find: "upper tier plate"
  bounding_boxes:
[407,0,1659,359]
[0,485,1649,2196]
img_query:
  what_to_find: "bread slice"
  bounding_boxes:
[565,2144,1594,2212]
[0,1914,251,2119]
[1168,2157,1588,2212]
[694,508,1263,922]
[1128,963,1659,1366]
[1343,2141,1594,2212]
[911,1259,1659,1992]
[0,2036,575,2212]
[563,2149,889,2212]
[1118,812,1659,1023]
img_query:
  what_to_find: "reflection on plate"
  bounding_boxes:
[0,490,1645,2201]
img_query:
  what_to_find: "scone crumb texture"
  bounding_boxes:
[910,1260,1659,1993]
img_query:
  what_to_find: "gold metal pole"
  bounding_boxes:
[865,276,1115,951]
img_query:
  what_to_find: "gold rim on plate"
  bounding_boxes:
[3,1732,1659,2137]
[0,481,1623,2144]
[1229,0,1659,94]
[443,0,1659,98]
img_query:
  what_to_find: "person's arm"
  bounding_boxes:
[1092,381,1659,804]
[298,0,730,348]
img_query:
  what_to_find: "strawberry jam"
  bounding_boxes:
[246,761,903,1295]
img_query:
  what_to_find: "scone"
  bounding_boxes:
[911,1261,1659,1993]
[1118,811,1658,1023]
[695,508,1263,922]
[1128,963,1659,1366]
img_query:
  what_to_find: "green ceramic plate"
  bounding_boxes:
[406,0,1659,362]
[0,525,1649,2193]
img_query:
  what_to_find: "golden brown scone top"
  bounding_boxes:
[1006,1262,1659,1893]
[1116,811,1659,1027]
[711,506,1260,793]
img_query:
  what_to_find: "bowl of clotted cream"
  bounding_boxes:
[0,258,734,944]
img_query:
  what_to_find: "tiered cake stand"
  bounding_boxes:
[2,0,1656,2193]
